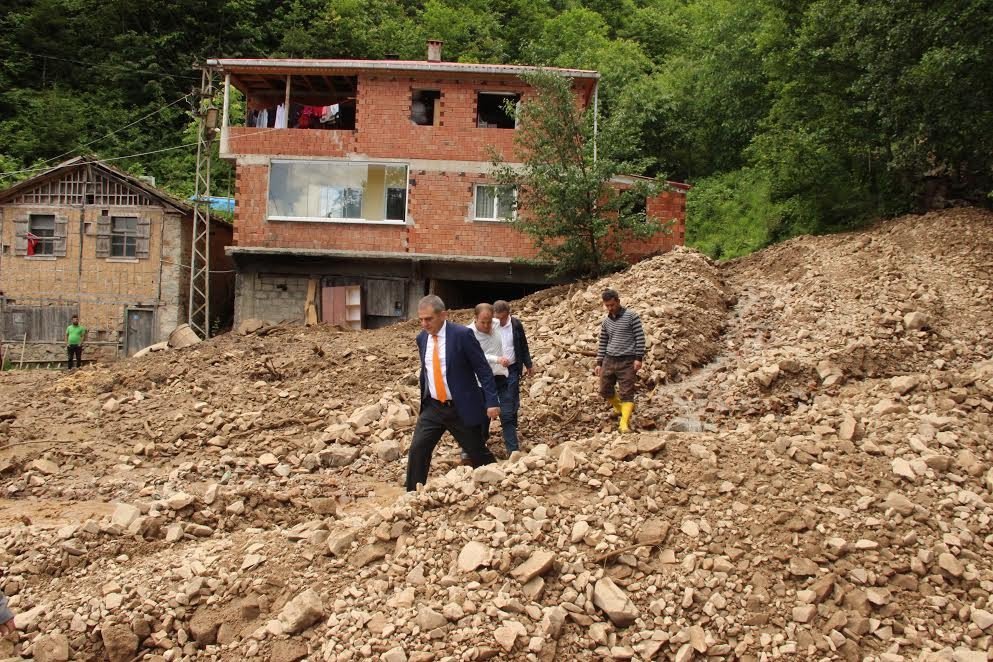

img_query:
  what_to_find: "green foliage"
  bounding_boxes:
[0,0,990,258]
[491,70,665,278]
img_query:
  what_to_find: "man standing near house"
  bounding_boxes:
[595,289,646,433]
[406,295,500,492]
[493,300,532,454]
[65,314,87,370]
[466,303,509,459]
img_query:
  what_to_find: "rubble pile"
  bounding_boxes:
[1,208,992,661]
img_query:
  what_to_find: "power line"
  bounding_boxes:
[0,125,285,178]
[3,48,201,81]
[0,92,195,177]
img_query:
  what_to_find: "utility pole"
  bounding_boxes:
[189,67,218,339]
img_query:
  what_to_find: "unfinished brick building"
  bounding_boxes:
[209,43,687,328]
[0,157,234,364]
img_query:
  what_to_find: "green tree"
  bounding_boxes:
[492,70,666,278]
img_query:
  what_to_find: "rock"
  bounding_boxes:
[789,557,819,577]
[33,633,70,662]
[882,491,916,516]
[111,503,140,528]
[971,608,993,631]
[348,403,382,427]
[166,491,195,510]
[903,311,928,330]
[351,544,388,568]
[938,553,964,578]
[680,519,700,537]
[458,541,492,572]
[270,640,309,662]
[636,519,670,544]
[258,452,279,467]
[328,530,358,557]
[382,646,408,662]
[279,589,324,634]
[891,457,917,481]
[755,364,780,387]
[511,550,555,584]
[793,605,816,623]
[102,398,119,412]
[101,623,138,662]
[592,577,640,627]
[838,415,860,441]
[951,650,986,662]
[890,375,919,394]
[472,465,506,484]
[372,440,402,461]
[571,520,590,543]
[30,458,59,475]
[416,607,448,631]
[236,318,266,335]
[541,606,567,639]
[494,624,521,652]
[326,444,360,467]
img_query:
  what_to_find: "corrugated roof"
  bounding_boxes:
[0,156,232,226]
[206,58,600,80]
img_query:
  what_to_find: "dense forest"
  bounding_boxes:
[2,0,991,258]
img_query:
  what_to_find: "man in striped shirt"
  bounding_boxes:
[595,289,646,433]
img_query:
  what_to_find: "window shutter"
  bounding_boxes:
[136,217,151,259]
[54,215,69,257]
[96,215,111,257]
[13,217,28,256]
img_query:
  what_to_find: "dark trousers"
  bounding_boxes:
[406,400,495,491]
[500,364,521,452]
[67,344,83,369]
[599,356,637,401]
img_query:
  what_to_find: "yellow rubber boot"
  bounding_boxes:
[619,402,634,433]
[608,394,623,415]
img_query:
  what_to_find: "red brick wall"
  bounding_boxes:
[228,75,526,163]
[234,162,685,260]
[227,71,687,263]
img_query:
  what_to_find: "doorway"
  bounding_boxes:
[125,308,154,356]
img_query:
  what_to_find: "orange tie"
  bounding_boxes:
[432,334,448,402]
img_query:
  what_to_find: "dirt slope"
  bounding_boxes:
[1,207,992,661]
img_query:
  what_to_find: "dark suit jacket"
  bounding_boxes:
[417,322,499,427]
[510,316,533,370]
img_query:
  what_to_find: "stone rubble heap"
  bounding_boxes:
[0,207,992,661]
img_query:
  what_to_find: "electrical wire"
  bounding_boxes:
[3,48,201,81]
[0,92,195,178]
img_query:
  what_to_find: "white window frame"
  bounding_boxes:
[472,184,517,222]
[110,216,139,258]
[28,214,57,256]
[267,159,410,225]
[476,91,520,129]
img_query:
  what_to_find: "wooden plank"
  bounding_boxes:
[305,278,319,326]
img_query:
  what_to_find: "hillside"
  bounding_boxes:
[1,207,992,661]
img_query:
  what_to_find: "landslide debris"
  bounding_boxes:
[0,207,992,661]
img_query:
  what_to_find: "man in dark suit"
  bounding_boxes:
[406,295,500,491]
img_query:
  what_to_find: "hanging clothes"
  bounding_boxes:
[274,104,287,129]
[320,104,340,124]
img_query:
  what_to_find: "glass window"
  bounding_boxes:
[474,185,515,221]
[268,161,409,222]
[477,93,519,129]
[111,216,138,258]
[28,214,56,255]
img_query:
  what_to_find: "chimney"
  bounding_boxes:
[427,39,443,63]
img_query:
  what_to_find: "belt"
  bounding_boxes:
[429,398,454,408]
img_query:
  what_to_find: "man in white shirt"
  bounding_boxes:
[493,300,533,453]
[466,303,510,460]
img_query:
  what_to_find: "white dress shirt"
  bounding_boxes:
[424,321,452,400]
[498,318,516,365]
[469,322,509,378]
